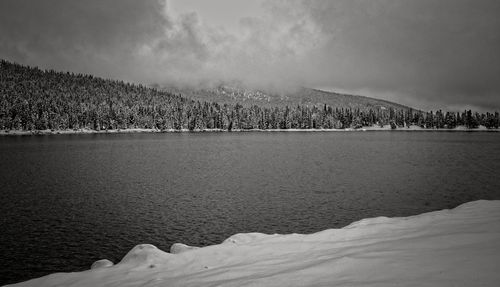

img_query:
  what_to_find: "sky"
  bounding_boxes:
[1,0,499,111]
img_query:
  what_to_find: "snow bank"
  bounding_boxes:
[6,200,500,287]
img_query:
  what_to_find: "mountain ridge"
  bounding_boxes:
[164,85,412,112]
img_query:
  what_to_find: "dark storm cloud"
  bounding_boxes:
[1,0,499,111]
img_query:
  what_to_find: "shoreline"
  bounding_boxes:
[0,125,498,136]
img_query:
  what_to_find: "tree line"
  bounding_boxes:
[1,60,499,131]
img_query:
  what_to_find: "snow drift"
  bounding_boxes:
[6,200,500,287]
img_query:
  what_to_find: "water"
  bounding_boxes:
[1,131,499,285]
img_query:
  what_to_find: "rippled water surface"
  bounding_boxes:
[1,132,500,284]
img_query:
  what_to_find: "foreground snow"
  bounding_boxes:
[7,200,500,287]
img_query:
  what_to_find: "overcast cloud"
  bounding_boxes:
[1,0,499,111]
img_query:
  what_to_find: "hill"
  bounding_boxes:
[165,85,410,111]
[0,59,498,132]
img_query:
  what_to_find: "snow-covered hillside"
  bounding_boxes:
[166,85,411,111]
[7,200,500,287]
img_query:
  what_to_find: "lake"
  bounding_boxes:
[1,131,500,285]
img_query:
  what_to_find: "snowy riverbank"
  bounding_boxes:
[6,200,500,287]
[0,125,498,136]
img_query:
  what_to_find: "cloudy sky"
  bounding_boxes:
[1,0,499,111]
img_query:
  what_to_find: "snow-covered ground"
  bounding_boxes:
[6,200,500,287]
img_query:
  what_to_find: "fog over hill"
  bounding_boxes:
[165,85,411,111]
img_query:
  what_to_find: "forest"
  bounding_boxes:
[1,60,499,131]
